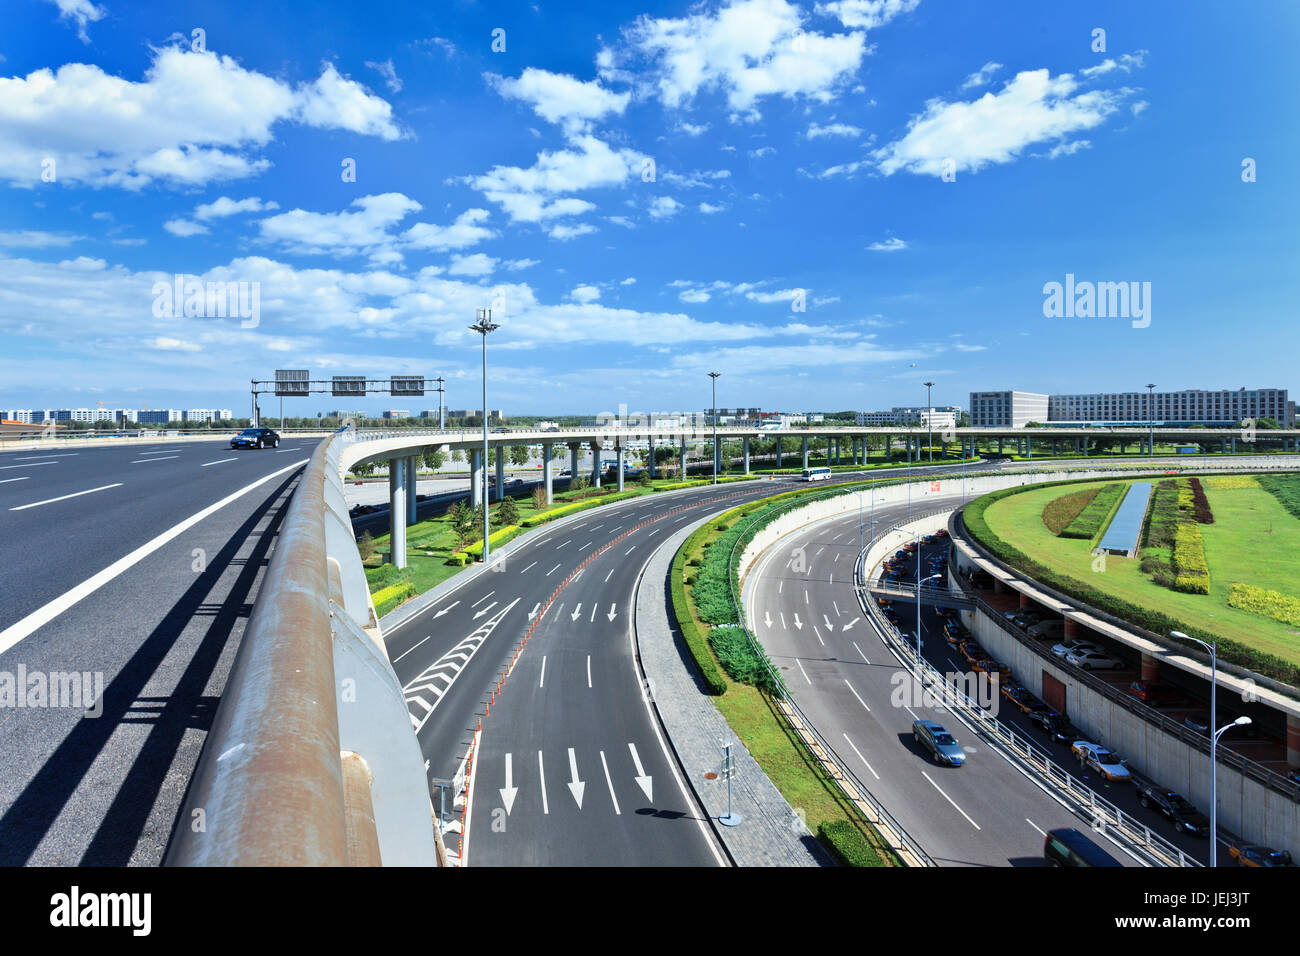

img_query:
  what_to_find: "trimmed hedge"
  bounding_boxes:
[1228,583,1300,628]
[708,624,782,694]
[818,820,882,867]
[521,490,640,526]
[1257,474,1300,521]
[1060,482,1125,540]
[1187,476,1214,524]
[1041,486,1100,535]
[964,483,1300,688]
[670,526,727,695]
[1171,522,1210,594]
[463,524,523,559]
[372,581,415,617]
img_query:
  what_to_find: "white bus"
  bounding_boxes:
[801,466,832,482]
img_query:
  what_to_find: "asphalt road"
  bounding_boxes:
[0,437,320,864]
[745,503,1212,866]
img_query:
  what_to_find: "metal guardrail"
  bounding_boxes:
[856,511,1201,867]
[950,512,1300,803]
[166,432,437,866]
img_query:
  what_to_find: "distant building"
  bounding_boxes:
[447,409,504,420]
[969,391,1050,428]
[382,410,411,420]
[183,409,233,423]
[970,388,1292,428]
[137,409,183,424]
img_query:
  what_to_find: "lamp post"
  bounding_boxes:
[470,309,499,565]
[1170,630,1252,866]
[708,371,721,484]
[923,381,934,463]
[1147,383,1156,456]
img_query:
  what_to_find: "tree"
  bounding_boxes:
[351,461,375,477]
[1254,417,1282,430]
[447,501,477,549]
[509,443,529,466]
[497,495,520,526]
[569,473,589,493]
[452,448,465,463]
[532,486,548,511]
[422,449,446,471]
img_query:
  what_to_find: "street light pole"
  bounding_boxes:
[1147,383,1156,456]
[1171,630,1251,866]
[924,381,934,463]
[470,309,500,565]
[709,371,721,485]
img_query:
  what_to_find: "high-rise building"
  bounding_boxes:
[969,391,1050,428]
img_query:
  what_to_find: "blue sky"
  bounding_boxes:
[2,0,1296,417]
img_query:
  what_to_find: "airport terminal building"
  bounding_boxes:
[970,389,1293,428]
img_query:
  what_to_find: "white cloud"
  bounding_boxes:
[464,135,640,223]
[960,61,1003,90]
[417,37,458,58]
[679,288,711,303]
[607,0,868,117]
[548,223,598,241]
[620,277,637,285]
[489,68,630,133]
[662,168,732,188]
[0,230,84,247]
[698,202,726,214]
[607,215,635,228]
[47,0,104,43]
[448,253,498,277]
[403,208,496,251]
[163,219,210,237]
[649,196,684,219]
[749,146,776,158]
[874,67,1135,176]
[259,193,422,255]
[807,121,862,139]
[571,285,601,303]
[1042,139,1091,159]
[867,237,907,251]
[676,121,710,136]
[366,59,403,93]
[194,196,279,220]
[0,49,401,190]
[1080,51,1148,78]
[151,336,202,352]
[744,288,803,304]
[814,0,920,29]
[506,258,540,271]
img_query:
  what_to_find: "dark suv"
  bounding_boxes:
[231,427,280,449]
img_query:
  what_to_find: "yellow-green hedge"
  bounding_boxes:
[372,582,416,617]
[463,524,523,559]
[1228,583,1300,627]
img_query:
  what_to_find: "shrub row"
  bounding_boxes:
[1171,521,1210,594]
[707,624,782,694]
[1205,475,1259,490]
[1187,476,1214,524]
[1256,474,1300,521]
[461,524,524,560]
[963,485,1300,688]
[670,526,727,695]
[1060,482,1126,539]
[1041,486,1101,536]
[372,581,416,617]
[818,820,883,867]
[521,490,640,527]
[1144,478,1184,549]
[1227,583,1300,628]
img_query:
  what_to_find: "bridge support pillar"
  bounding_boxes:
[389,456,407,569]
[743,436,750,475]
[648,435,656,479]
[495,447,505,502]
[1140,653,1161,684]
[1019,591,1033,609]
[406,455,418,525]
[569,443,580,484]
[1231,436,1237,454]
[542,442,554,507]
[470,449,482,509]
[1063,617,1079,638]
[801,436,809,470]
[776,438,782,470]
[1075,438,1081,455]
[680,437,687,478]
[616,443,625,492]
[591,441,602,487]
[883,434,890,462]
[1287,714,1300,769]
[998,437,1004,455]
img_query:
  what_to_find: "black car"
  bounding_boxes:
[1136,785,1211,836]
[1027,711,1081,745]
[231,427,280,449]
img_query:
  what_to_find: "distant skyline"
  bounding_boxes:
[3,0,1296,415]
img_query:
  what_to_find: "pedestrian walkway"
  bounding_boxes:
[634,518,831,867]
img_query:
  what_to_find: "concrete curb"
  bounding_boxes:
[634,516,832,867]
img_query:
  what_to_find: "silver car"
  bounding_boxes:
[912,719,966,767]
[1065,647,1125,671]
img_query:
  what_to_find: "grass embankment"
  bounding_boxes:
[966,474,1300,685]
[670,494,899,867]
[360,475,757,615]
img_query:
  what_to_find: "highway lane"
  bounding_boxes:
[745,500,1150,867]
[0,438,322,637]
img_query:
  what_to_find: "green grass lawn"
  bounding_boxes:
[981,479,1300,669]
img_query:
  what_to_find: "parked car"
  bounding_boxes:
[1001,685,1049,715]
[1134,785,1211,836]
[1028,619,1064,639]
[1071,741,1132,782]
[942,621,967,644]
[933,528,949,539]
[876,596,893,608]
[1228,842,1295,867]
[231,427,279,449]
[958,640,983,665]
[1065,647,1126,671]
[1051,638,1101,660]
[1182,710,1237,735]
[912,719,966,767]
[1128,681,1186,707]
[1028,711,1081,744]
[973,656,1012,682]
[921,533,937,544]
[903,541,919,552]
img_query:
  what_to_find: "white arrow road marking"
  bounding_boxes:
[567,749,585,808]
[793,613,803,630]
[473,601,498,620]
[528,602,540,619]
[571,603,582,622]
[764,611,773,628]
[600,751,621,815]
[433,601,460,619]
[628,743,653,802]
[823,614,835,631]
[500,754,518,815]
[607,603,617,622]
[842,618,858,631]
[538,751,549,815]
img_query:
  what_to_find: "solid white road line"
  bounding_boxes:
[0,462,55,470]
[546,563,561,576]
[844,679,870,712]
[1025,818,1047,837]
[853,641,870,664]
[538,751,549,814]
[472,590,496,607]
[795,659,811,684]
[604,568,615,583]
[131,456,179,463]
[0,459,307,656]
[520,561,538,573]
[0,477,31,484]
[842,734,880,780]
[625,546,635,555]
[13,453,77,459]
[600,751,621,815]
[587,655,592,688]
[921,771,981,830]
[540,656,547,689]
[10,483,122,511]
